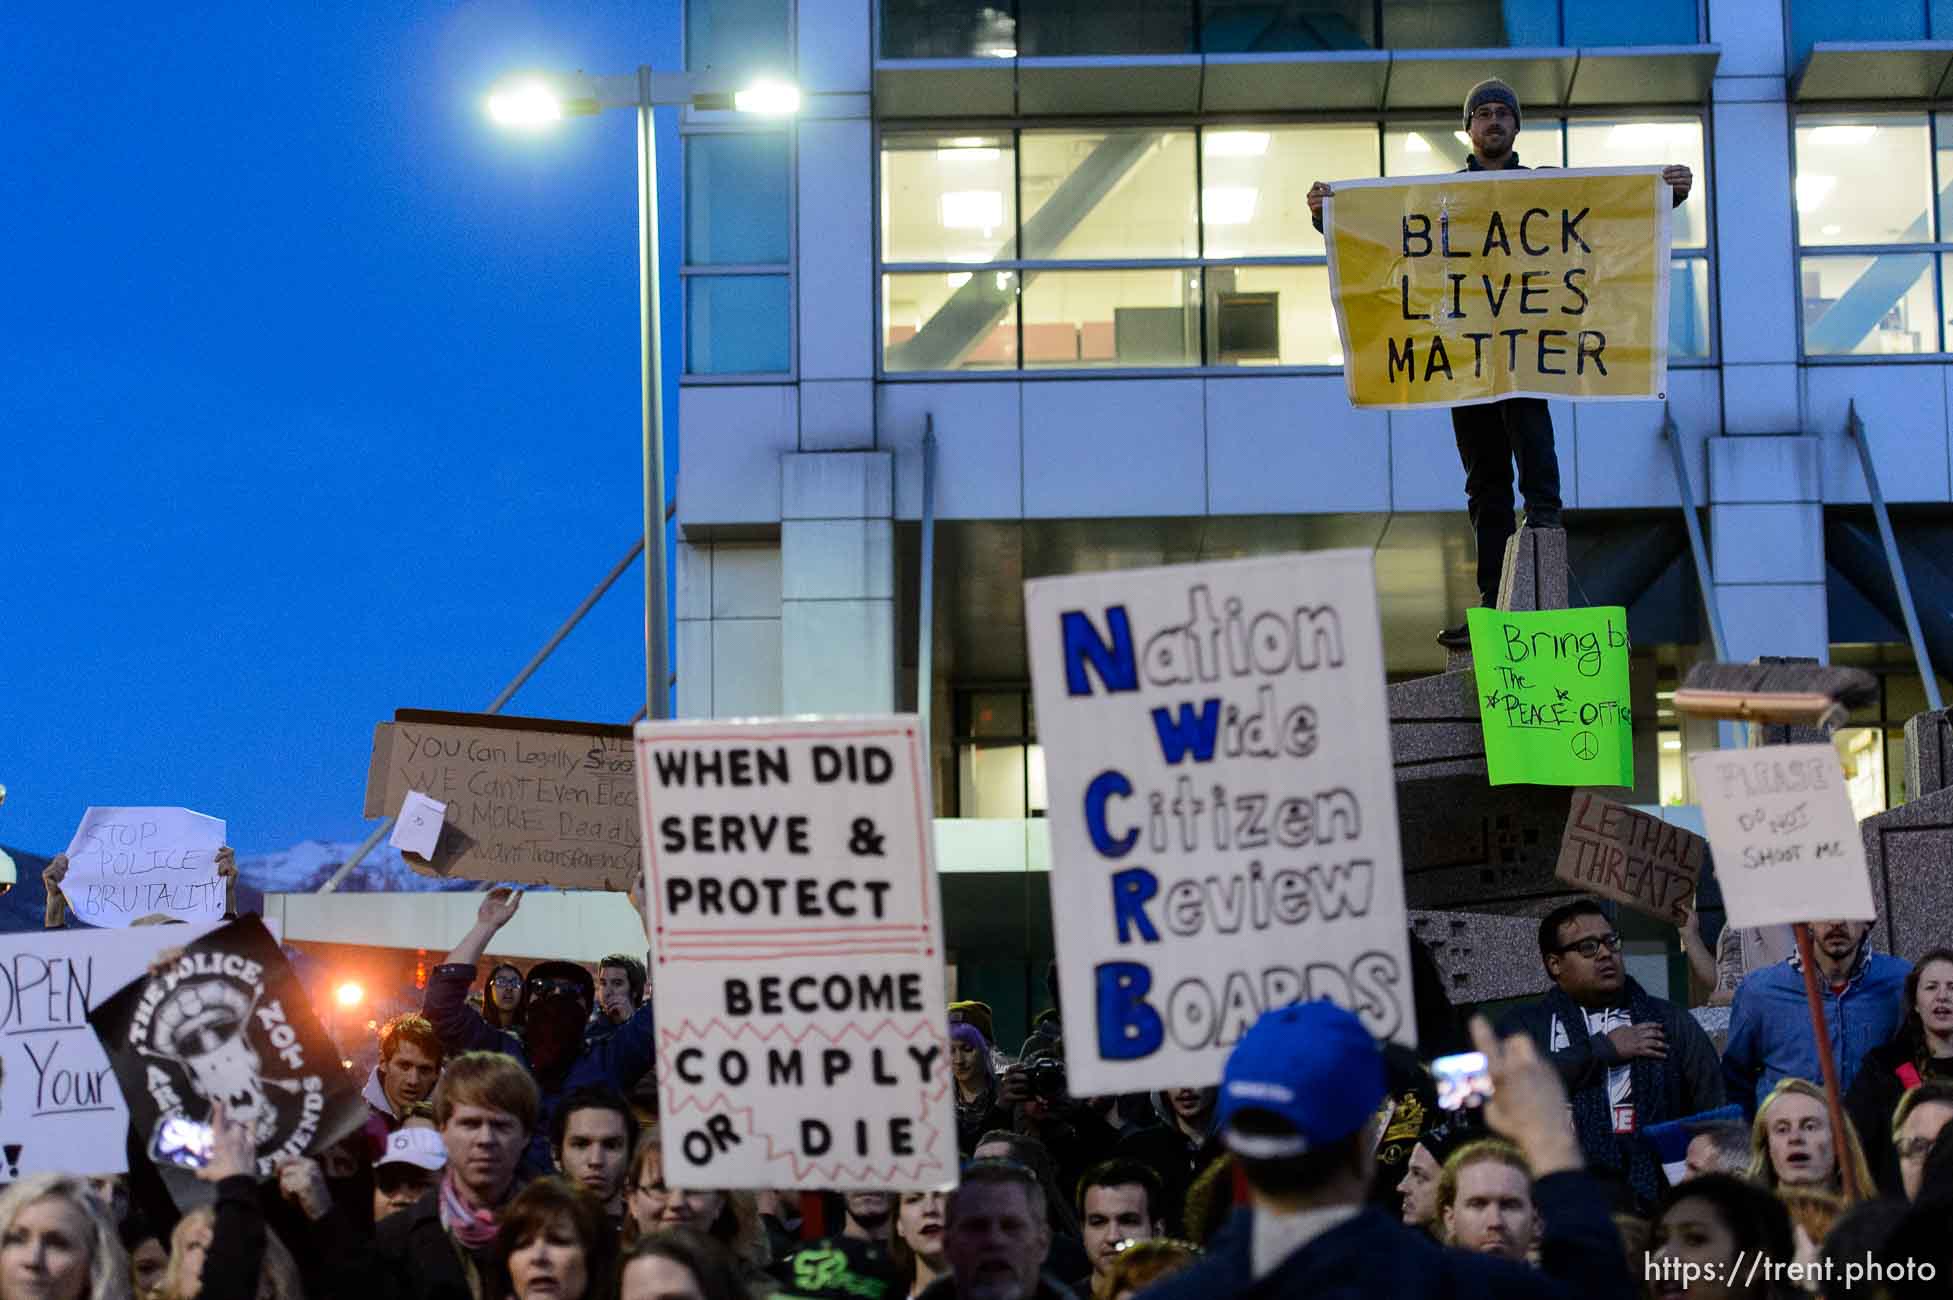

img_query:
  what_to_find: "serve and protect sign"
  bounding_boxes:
[634,717,954,1191]
[1325,166,1671,409]
[1026,551,1414,1097]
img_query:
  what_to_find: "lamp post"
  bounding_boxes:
[487,69,800,719]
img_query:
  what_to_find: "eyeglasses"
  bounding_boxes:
[527,977,589,1002]
[490,976,523,990]
[1470,105,1515,123]
[1898,1137,1939,1161]
[1555,933,1624,959]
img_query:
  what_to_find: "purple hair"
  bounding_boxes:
[950,1021,994,1086]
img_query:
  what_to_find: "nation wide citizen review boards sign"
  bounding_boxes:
[1325,167,1671,409]
[634,717,954,1190]
[1026,551,1414,1096]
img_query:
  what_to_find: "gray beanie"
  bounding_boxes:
[1464,78,1521,129]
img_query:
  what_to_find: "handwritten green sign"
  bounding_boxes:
[1467,606,1633,787]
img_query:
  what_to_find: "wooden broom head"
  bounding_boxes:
[1671,662,1878,727]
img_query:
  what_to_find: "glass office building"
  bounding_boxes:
[674,0,1953,1025]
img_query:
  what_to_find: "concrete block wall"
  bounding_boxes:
[675,541,783,719]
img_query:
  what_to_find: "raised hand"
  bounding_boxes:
[199,1100,258,1183]
[477,887,523,930]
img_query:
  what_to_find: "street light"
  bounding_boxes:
[484,68,800,719]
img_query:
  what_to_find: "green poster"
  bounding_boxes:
[1467,606,1634,788]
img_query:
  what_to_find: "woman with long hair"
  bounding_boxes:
[0,1173,128,1300]
[1746,1078,1876,1196]
[496,1177,616,1300]
[949,1024,1005,1157]
[483,962,527,1032]
[623,1130,769,1285]
[1846,946,1953,1193]
[1646,1172,1801,1299]
[890,1191,946,1297]
[616,1230,748,1300]
[155,1099,302,1300]
[155,1208,303,1300]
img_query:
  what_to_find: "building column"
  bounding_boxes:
[1708,435,1828,662]
[675,540,784,719]
[781,451,896,713]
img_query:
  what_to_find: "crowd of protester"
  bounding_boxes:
[20,841,1953,1300]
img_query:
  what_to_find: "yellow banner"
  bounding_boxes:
[1325,167,1670,410]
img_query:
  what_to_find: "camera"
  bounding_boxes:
[1016,1056,1067,1101]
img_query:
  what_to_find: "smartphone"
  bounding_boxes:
[1432,1051,1493,1111]
[151,1116,216,1170]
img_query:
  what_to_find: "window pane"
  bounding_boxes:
[1565,0,1696,44]
[1670,259,1712,359]
[884,271,1020,372]
[687,276,791,373]
[1382,0,1558,49]
[881,0,1017,58]
[1021,269,1197,367]
[1795,116,1933,246]
[1384,122,1562,176]
[1801,254,1936,355]
[1020,0,1195,54]
[882,134,1016,264]
[1202,0,1377,51]
[1206,265,1341,366]
[686,134,791,265]
[1566,119,1708,248]
[1020,130,1197,260]
[959,743,1027,818]
[1202,125,1377,258]
[1936,113,1953,239]
[1788,0,1926,70]
[687,0,792,79]
[966,691,1026,737]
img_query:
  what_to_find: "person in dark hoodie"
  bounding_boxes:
[423,885,655,1177]
[1138,1001,1633,1300]
[1115,1088,1221,1237]
[1502,898,1723,1208]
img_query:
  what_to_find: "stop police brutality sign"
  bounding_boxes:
[633,717,954,1191]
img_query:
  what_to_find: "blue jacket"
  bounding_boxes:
[423,961,655,1176]
[1723,951,1910,1116]
[1137,1171,1631,1300]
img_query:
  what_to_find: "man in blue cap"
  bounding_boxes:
[1138,1002,1633,1298]
[1309,78,1693,647]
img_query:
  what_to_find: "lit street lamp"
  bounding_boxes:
[485,69,800,718]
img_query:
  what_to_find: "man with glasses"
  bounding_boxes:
[1504,898,1723,1207]
[1308,79,1694,648]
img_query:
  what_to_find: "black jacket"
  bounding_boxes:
[1502,983,1725,1128]
[200,1176,270,1300]
[339,1186,508,1300]
[1846,1035,1953,1196]
[919,1273,1077,1300]
[1138,1171,1632,1300]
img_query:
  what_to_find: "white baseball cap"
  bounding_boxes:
[377,1127,447,1172]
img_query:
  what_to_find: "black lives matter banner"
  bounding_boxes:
[89,916,366,1206]
[634,717,954,1191]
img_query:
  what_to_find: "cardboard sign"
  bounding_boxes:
[61,807,226,928]
[1325,167,1671,408]
[89,916,366,1207]
[363,710,638,889]
[1025,551,1414,1096]
[1468,606,1633,788]
[388,791,447,860]
[0,923,224,1179]
[1689,743,1877,928]
[634,717,954,1191]
[1554,794,1704,924]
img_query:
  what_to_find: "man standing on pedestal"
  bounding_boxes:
[1307,77,1693,647]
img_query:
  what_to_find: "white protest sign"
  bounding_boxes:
[634,716,955,1191]
[0,922,223,1179]
[1026,550,1414,1096]
[388,792,447,860]
[62,807,226,928]
[1690,743,1876,928]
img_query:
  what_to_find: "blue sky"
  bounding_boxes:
[4,2,683,855]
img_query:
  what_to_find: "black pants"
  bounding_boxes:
[1451,397,1563,605]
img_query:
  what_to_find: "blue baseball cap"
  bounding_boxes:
[1217,1000,1387,1158]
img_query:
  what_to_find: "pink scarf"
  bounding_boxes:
[438,1171,502,1251]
